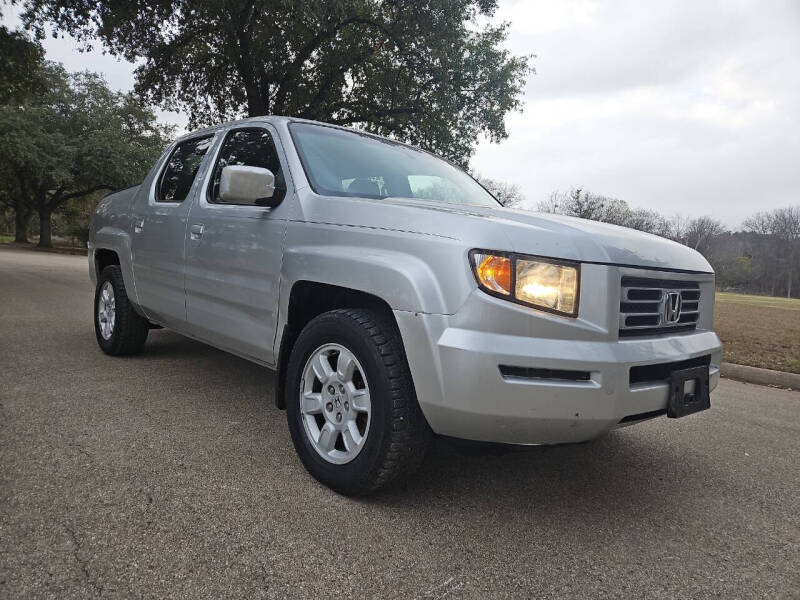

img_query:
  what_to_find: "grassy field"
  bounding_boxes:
[715,292,800,374]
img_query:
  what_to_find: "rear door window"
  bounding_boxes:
[157,136,213,203]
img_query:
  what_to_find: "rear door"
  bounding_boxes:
[184,124,290,365]
[131,135,215,326]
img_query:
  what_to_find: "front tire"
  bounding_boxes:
[285,309,431,495]
[94,265,149,355]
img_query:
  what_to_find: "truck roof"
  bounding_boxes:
[174,115,359,142]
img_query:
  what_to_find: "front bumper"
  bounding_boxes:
[394,267,723,445]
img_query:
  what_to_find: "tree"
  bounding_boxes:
[538,188,632,224]
[0,25,45,104]
[624,207,672,237]
[538,188,728,251]
[0,26,46,241]
[772,207,800,298]
[536,187,800,298]
[0,161,33,242]
[471,173,524,207]
[20,0,532,165]
[0,62,173,246]
[744,207,800,298]
[680,216,727,257]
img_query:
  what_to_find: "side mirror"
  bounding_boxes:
[219,165,277,206]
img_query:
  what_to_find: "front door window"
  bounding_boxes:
[208,129,286,206]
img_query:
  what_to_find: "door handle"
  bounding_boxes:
[190,223,204,240]
[134,218,144,233]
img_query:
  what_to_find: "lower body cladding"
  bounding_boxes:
[394,301,722,446]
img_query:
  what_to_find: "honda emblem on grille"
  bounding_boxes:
[663,291,682,324]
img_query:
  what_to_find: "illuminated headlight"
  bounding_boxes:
[470,251,580,317]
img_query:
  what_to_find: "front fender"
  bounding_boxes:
[93,226,138,302]
[90,185,139,304]
[272,220,475,409]
[281,243,452,315]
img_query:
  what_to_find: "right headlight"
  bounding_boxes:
[470,250,580,317]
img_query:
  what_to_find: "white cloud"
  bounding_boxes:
[473,0,800,226]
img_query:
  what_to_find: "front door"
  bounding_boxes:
[184,125,290,365]
[131,135,215,327]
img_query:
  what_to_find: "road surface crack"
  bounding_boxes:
[64,523,103,596]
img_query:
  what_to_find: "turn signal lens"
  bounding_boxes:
[474,254,512,295]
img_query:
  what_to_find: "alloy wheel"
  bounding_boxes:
[299,343,372,465]
[97,281,116,340]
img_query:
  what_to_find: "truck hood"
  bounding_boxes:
[324,196,713,273]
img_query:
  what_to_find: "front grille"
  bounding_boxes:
[619,276,700,337]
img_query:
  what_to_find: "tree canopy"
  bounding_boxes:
[0,24,45,104]
[20,0,532,164]
[0,60,173,245]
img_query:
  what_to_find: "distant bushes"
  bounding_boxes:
[537,188,799,299]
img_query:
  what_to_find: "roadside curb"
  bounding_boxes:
[721,362,800,391]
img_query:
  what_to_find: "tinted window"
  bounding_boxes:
[157,136,213,203]
[289,123,499,207]
[209,128,286,205]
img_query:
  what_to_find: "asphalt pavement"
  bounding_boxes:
[1,247,798,599]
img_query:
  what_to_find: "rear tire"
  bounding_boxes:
[285,309,431,495]
[94,265,149,356]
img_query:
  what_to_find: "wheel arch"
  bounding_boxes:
[274,281,399,409]
[95,247,120,275]
[91,222,139,303]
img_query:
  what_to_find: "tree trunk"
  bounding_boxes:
[246,89,268,117]
[37,205,53,248]
[14,205,31,243]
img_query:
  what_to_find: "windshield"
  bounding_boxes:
[289,123,500,208]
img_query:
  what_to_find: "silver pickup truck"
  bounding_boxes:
[89,116,723,494]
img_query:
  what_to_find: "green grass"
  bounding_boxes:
[0,233,14,244]
[716,291,800,311]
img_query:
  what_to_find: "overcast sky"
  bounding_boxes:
[4,0,799,226]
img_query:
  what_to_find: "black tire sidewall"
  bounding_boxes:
[93,265,148,355]
[94,268,124,354]
[285,313,394,493]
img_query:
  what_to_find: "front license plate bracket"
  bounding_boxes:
[667,365,711,418]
